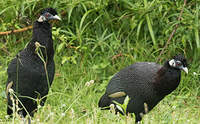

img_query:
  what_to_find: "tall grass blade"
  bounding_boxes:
[195,3,200,50]
[144,0,156,46]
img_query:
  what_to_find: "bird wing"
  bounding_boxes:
[105,62,161,98]
[6,56,46,97]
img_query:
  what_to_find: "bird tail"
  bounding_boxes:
[98,94,111,110]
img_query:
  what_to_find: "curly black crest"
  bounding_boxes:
[40,8,58,16]
[173,54,188,67]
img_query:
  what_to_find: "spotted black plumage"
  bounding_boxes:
[6,8,60,117]
[98,55,188,123]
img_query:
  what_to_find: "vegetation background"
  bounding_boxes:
[0,0,199,123]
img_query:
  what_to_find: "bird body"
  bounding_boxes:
[98,55,188,122]
[6,8,60,117]
[6,55,55,116]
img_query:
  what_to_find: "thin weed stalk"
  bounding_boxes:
[35,42,51,91]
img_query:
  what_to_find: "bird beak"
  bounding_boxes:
[50,15,61,21]
[181,67,188,74]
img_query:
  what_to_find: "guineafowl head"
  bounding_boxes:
[37,8,61,22]
[168,54,188,74]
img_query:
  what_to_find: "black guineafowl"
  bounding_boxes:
[98,55,188,123]
[6,8,61,117]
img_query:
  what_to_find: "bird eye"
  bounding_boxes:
[45,13,51,18]
[176,61,182,66]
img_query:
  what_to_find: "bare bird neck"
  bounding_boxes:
[26,21,54,61]
[154,61,181,96]
[32,21,52,45]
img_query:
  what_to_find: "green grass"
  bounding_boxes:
[0,0,200,123]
